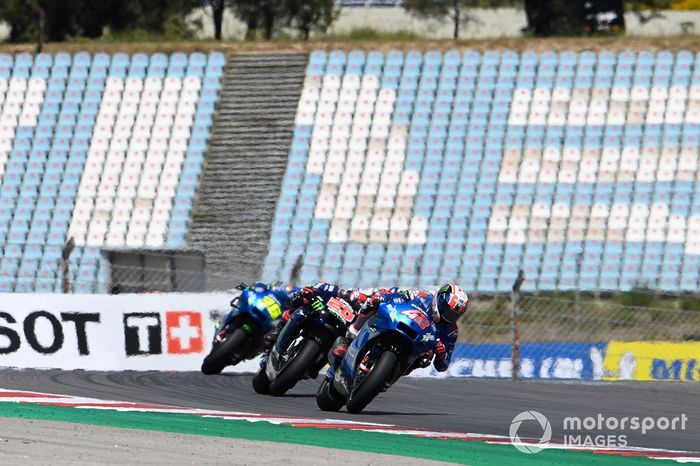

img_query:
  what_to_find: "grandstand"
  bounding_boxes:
[1,48,699,295]
[261,49,700,294]
[0,51,223,292]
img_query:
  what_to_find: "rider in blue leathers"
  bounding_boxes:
[329,283,469,374]
[215,282,298,345]
[254,282,298,310]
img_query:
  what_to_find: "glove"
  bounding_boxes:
[435,341,447,361]
[291,287,315,308]
[362,295,383,315]
[340,289,368,310]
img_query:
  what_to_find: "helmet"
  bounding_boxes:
[433,283,469,323]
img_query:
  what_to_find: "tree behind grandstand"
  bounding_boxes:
[205,0,335,40]
[403,0,683,37]
[0,0,199,42]
[403,0,519,39]
[0,0,336,42]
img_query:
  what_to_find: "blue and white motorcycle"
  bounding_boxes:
[201,283,287,375]
[316,295,439,413]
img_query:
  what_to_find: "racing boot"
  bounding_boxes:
[264,318,286,349]
[328,335,349,366]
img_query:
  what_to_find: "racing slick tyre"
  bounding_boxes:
[316,377,345,412]
[269,340,322,397]
[252,366,271,395]
[346,351,397,414]
[201,328,247,375]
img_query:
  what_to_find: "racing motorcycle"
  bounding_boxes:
[252,294,354,396]
[201,283,285,375]
[316,295,438,413]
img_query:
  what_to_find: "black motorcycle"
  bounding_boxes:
[252,295,354,396]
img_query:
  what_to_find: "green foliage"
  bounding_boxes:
[230,0,284,40]
[680,296,700,311]
[0,0,37,43]
[329,27,423,41]
[230,0,336,40]
[523,0,584,36]
[0,0,337,42]
[0,0,199,43]
[403,0,520,39]
[0,0,81,42]
[609,289,656,307]
[626,0,673,23]
[285,0,336,40]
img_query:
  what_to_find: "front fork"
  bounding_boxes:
[260,309,306,369]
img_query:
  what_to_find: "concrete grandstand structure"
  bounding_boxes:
[1,48,700,294]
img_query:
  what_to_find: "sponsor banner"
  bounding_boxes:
[603,341,700,382]
[0,293,258,372]
[2,291,697,382]
[411,342,607,380]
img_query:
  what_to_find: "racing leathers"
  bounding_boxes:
[330,289,458,373]
[263,282,363,347]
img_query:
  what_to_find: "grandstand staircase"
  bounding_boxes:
[188,53,307,289]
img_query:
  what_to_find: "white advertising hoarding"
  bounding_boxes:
[0,293,260,372]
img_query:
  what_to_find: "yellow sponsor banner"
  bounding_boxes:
[603,341,700,381]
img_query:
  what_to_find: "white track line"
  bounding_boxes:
[1,388,698,462]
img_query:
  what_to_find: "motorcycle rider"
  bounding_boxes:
[263,282,366,347]
[215,282,298,345]
[329,283,469,373]
[260,282,298,306]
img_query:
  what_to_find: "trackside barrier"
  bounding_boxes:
[1,293,698,381]
[412,341,700,381]
[0,292,265,372]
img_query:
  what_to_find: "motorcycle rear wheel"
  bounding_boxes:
[269,340,321,396]
[346,351,397,414]
[201,328,247,375]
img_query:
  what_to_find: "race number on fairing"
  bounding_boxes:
[327,297,355,323]
[401,310,431,330]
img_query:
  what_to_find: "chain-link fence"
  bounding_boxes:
[457,286,700,381]
[461,295,700,344]
[9,246,699,381]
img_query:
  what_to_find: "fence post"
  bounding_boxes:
[61,237,75,294]
[575,252,582,326]
[511,269,525,382]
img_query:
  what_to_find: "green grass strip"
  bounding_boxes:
[0,403,670,466]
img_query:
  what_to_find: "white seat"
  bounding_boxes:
[125,231,146,248]
[547,228,567,242]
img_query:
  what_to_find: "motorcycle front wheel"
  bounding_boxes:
[346,351,398,414]
[268,339,322,396]
[252,365,271,394]
[316,377,345,412]
[201,328,247,375]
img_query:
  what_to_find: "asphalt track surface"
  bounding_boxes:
[1,369,698,454]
